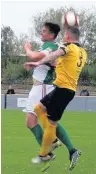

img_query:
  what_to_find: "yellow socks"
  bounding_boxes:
[40,122,56,156]
[34,104,56,156]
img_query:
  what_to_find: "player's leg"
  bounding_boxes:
[56,123,74,152]
[32,102,57,163]
[32,87,81,169]
[26,112,43,146]
[23,85,43,146]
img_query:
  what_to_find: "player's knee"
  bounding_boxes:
[34,103,46,116]
[26,120,32,128]
[26,113,38,128]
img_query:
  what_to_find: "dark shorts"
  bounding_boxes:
[40,86,75,121]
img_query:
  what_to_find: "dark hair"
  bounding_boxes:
[67,26,80,40]
[44,22,60,39]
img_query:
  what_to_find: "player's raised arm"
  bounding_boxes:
[24,42,46,61]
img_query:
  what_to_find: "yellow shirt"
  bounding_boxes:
[53,43,87,91]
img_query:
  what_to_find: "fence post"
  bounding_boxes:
[4,94,7,109]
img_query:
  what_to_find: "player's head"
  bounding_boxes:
[63,26,80,42]
[40,22,60,41]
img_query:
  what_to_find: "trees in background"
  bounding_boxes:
[1,26,39,84]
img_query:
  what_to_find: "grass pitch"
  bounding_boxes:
[2,110,96,174]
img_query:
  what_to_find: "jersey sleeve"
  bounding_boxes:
[40,42,58,56]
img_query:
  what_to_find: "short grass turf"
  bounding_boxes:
[1,110,96,174]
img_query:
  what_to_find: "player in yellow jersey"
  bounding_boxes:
[27,26,87,170]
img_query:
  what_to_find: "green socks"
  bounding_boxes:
[56,123,74,152]
[30,124,43,145]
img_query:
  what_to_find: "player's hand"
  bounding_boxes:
[50,60,57,67]
[24,62,35,71]
[24,42,32,52]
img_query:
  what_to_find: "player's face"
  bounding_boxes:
[40,26,54,41]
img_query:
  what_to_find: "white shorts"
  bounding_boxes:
[23,84,54,114]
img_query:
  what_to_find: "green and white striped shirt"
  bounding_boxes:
[32,41,58,84]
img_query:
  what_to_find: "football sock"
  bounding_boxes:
[30,124,43,145]
[34,104,56,156]
[40,122,56,156]
[56,123,74,152]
